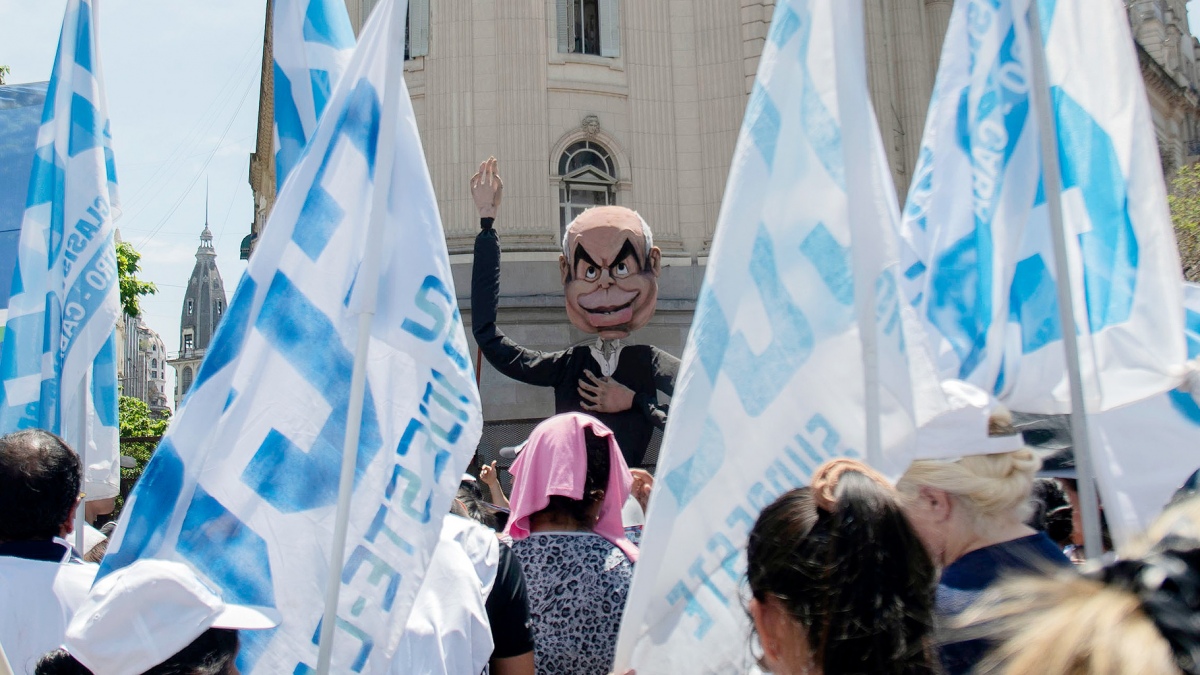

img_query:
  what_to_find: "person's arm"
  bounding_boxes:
[479,460,509,509]
[470,159,568,387]
[486,546,535,674]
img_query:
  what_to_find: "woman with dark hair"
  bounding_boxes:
[36,629,240,675]
[504,413,637,674]
[746,459,938,675]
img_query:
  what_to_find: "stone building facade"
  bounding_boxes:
[118,314,170,414]
[169,225,228,409]
[246,0,1200,460]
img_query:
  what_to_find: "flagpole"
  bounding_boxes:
[314,0,408,671]
[75,378,88,554]
[1026,0,1104,560]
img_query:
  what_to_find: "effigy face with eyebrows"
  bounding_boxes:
[559,206,662,341]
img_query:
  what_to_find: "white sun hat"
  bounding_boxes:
[63,559,279,675]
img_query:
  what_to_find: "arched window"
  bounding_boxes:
[558,140,617,234]
[187,299,194,316]
[181,366,193,395]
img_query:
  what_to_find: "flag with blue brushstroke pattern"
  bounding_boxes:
[899,0,1185,414]
[101,2,482,672]
[613,1,949,670]
[0,0,121,500]
[274,0,356,189]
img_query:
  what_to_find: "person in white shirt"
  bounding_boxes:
[0,430,98,675]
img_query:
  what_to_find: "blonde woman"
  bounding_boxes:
[959,497,1200,675]
[897,414,1072,675]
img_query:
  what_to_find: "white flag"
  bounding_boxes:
[101,2,483,673]
[0,0,120,500]
[1092,282,1200,545]
[274,0,356,189]
[614,1,945,671]
[900,0,1185,413]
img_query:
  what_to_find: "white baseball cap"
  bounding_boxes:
[64,559,279,675]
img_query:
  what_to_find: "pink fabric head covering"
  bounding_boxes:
[503,413,638,562]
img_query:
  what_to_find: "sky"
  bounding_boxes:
[1,0,268,409]
[2,0,1200,411]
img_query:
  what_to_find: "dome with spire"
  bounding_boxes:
[170,218,228,406]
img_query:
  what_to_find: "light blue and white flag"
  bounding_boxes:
[614,1,949,670]
[274,0,356,189]
[0,0,121,500]
[900,0,1185,414]
[1092,282,1200,545]
[101,2,482,673]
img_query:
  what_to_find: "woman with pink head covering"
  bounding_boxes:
[504,413,636,674]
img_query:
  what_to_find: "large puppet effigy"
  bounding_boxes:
[469,158,678,466]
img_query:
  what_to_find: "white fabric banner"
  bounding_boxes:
[273,0,356,189]
[613,1,946,671]
[899,0,1185,414]
[0,0,120,499]
[101,2,483,673]
[1093,282,1200,545]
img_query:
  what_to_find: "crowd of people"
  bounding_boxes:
[3,408,1200,675]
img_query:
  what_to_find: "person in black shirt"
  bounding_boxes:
[469,157,678,467]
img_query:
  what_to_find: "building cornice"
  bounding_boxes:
[1138,42,1200,113]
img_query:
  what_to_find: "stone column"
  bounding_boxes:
[890,0,935,197]
[924,0,953,67]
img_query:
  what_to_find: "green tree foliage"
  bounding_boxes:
[116,241,157,317]
[0,65,9,85]
[118,395,169,500]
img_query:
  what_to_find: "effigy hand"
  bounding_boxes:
[578,370,635,414]
[470,156,504,219]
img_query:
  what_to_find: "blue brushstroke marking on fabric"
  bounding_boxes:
[27,146,62,208]
[103,121,118,187]
[1186,308,1200,342]
[224,388,238,412]
[664,416,726,508]
[192,275,258,393]
[303,0,356,49]
[273,62,308,189]
[793,4,845,190]
[59,244,117,358]
[722,225,815,416]
[175,486,276,607]
[97,440,185,576]
[72,2,94,73]
[905,261,927,280]
[176,486,276,674]
[240,273,383,513]
[905,147,934,231]
[1009,254,1062,353]
[91,334,117,427]
[342,547,400,610]
[1053,88,1138,334]
[235,628,277,675]
[1169,308,1200,423]
[926,20,1029,378]
[799,223,853,305]
[309,69,333,120]
[0,313,44,381]
[40,50,61,125]
[68,94,102,157]
[293,79,381,260]
[768,5,801,47]
[746,83,782,169]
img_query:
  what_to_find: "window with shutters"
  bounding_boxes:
[181,366,193,395]
[407,0,430,59]
[557,0,620,58]
[558,141,618,233]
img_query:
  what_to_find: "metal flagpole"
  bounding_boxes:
[314,0,409,671]
[1026,0,1105,560]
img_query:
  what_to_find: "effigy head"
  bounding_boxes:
[559,206,661,340]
